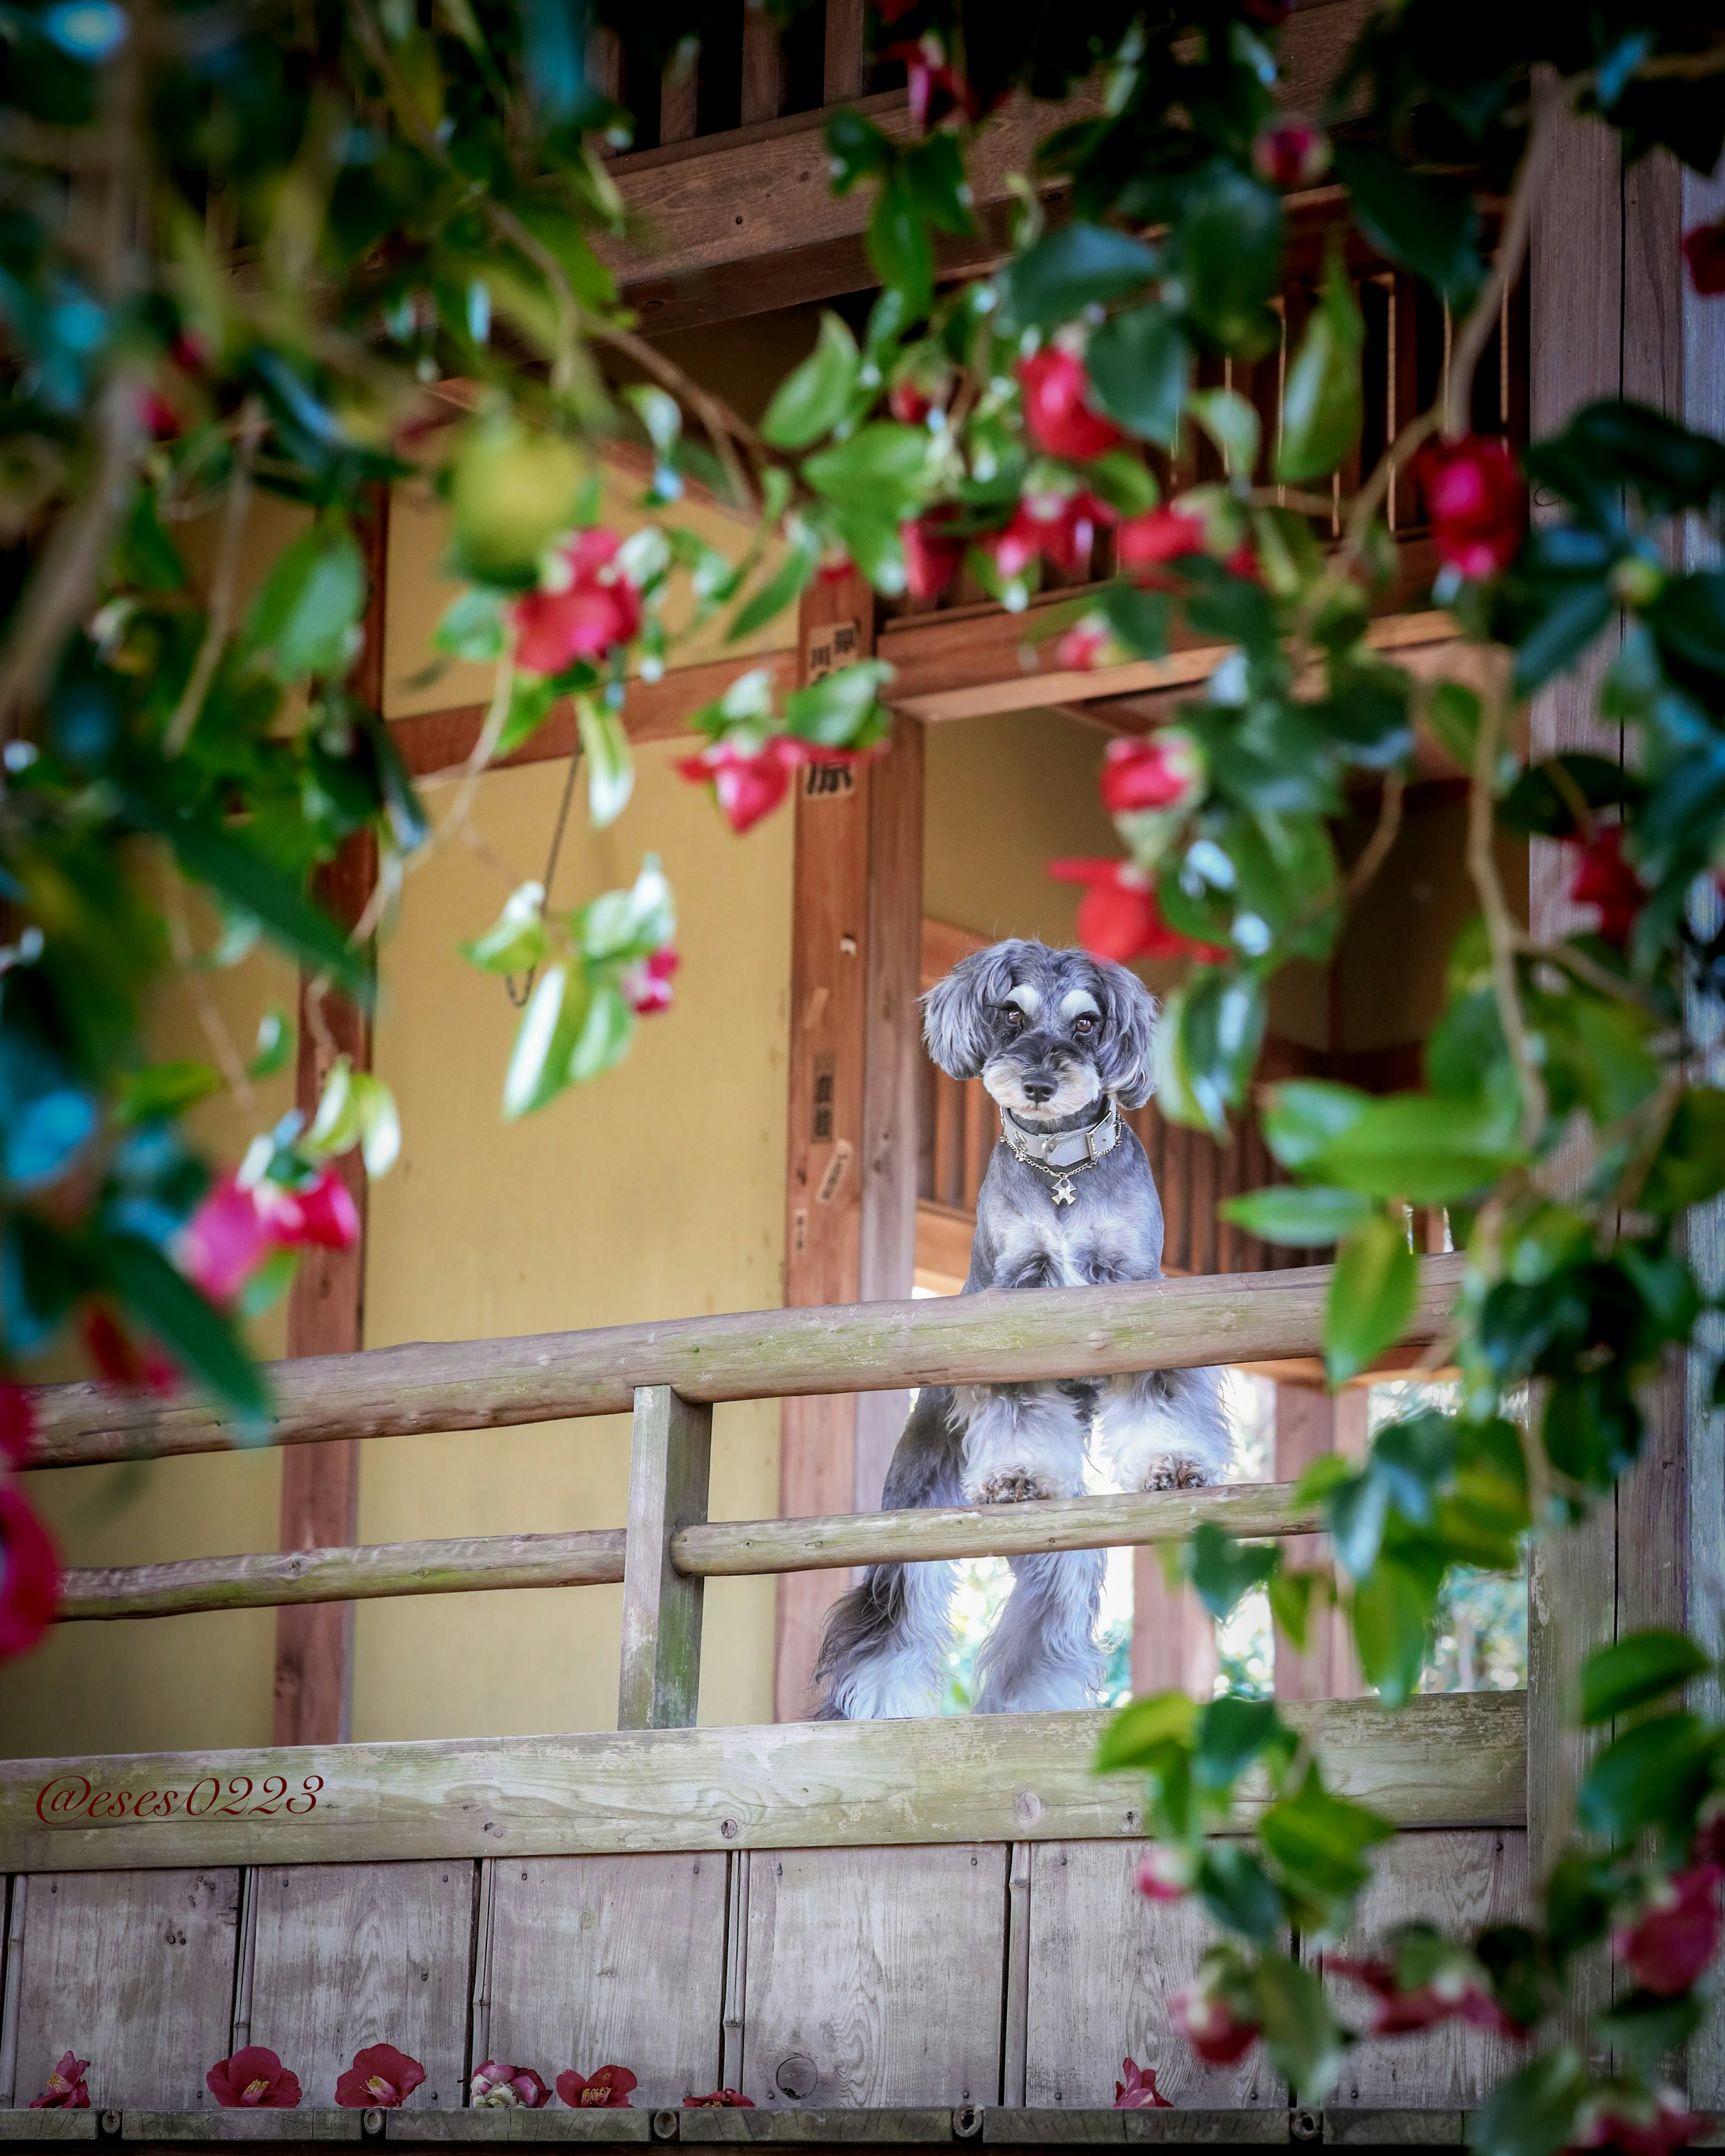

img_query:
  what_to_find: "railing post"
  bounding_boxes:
[618,1385,713,1729]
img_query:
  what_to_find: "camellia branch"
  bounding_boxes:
[1468,692,1548,1150]
[163,398,264,757]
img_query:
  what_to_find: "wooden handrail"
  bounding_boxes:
[56,1483,1323,1623]
[30,1255,1463,1471]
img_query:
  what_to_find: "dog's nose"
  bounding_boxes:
[1022,1079,1055,1105]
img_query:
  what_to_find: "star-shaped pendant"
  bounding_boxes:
[1050,1174,1077,1206]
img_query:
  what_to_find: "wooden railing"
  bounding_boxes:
[34,1259,1464,1697]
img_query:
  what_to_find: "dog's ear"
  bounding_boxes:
[922,944,1017,1079]
[1094,961,1159,1108]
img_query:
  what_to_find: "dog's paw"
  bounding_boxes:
[973,1468,1060,1504]
[1142,1454,1213,1491]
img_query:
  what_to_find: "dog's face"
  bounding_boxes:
[922,939,1157,1121]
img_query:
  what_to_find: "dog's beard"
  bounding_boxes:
[980,1056,1101,1121]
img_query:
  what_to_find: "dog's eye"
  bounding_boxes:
[1072,1015,1095,1036]
[1001,1004,1025,1029]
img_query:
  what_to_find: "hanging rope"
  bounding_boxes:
[504,741,583,1008]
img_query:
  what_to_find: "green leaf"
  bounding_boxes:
[728,532,822,643]
[1469,2052,1588,2156]
[1154,971,1265,1141]
[243,525,367,683]
[1276,241,1363,484]
[1333,145,1482,306]
[1260,1766,1394,1902]
[1643,1089,1725,1214]
[1310,1091,1524,1205]
[106,1234,270,1424]
[576,697,634,829]
[761,313,862,451]
[462,881,550,976]
[1193,1693,1284,1790]
[1594,1988,1705,2068]
[804,425,933,512]
[1578,1630,1711,1729]
[495,672,558,760]
[825,106,894,192]
[1087,303,1189,450]
[162,818,368,998]
[783,660,894,749]
[247,1010,292,1081]
[502,961,587,1119]
[1093,1688,1197,1773]
[1350,1553,1436,1705]
[1267,1568,1319,1653]
[1498,754,1640,837]
[1221,1185,1374,1247]
[569,976,635,1083]
[1190,389,1261,478]
[434,585,508,662]
[449,415,586,586]
[1175,162,1283,354]
[906,133,973,237]
[576,854,675,963]
[1001,222,1159,331]
[868,167,934,315]
[1326,1212,1417,1387]
[622,383,682,458]
[1576,1711,1716,1841]
[115,1060,221,1124]
[1196,1843,1285,1944]
[1262,1081,1368,1171]
[1099,584,1171,656]
[1253,1951,1343,2104]
[1187,1520,1278,1622]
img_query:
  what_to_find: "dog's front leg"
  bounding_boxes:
[951,1383,1089,1506]
[1096,1365,1233,1491]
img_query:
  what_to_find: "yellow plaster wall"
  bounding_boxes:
[351,738,792,1738]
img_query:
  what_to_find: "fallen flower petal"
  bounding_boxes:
[336,2045,427,2110]
[206,2049,301,2109]
[684,2090,756,2107]
[1115,2058,1172,2109]
[471,2063,552,2109]
[30,2053,90,2110]
[556,2066,638,2109]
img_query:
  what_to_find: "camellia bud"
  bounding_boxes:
[1609,554,1667,610]
[1135,1845,1198,1901]
[1252,122,1330,190]
[1017,345,1124,464]
[1101,731,1206,816]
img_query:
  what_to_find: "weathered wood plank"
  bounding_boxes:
[486,1854,728,2111]
[1311,1831,1529,2111]
[11,1872,241,2110]
[982,2114,1291,2146]
[742,1847,1005,2107]
[619,1388,713,1731]
[1024,1843,1284,2111]
[1322,2116,1464,2147]
[0,1692,1525,1874]
[376,2121,650,2144]
[118,2115,363,2143]
[0,2114,101,2141]
[246,1862,474,2110]
[29,1259,1464,1471]
[678,2111,963,2144]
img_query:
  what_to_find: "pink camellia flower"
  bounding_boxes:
[991,490,1112,582]
[1684,221,1725,297]
[30,2053,89,2110]
[684,2090,755,2107]
[0,1484,60,1660]
[621,948,679,1016]
[1054,616,1117,672]
[1101,732,1205,816]
[471,2063,552,2109]
[268,1167,361,1252]
[1418,434,1522,580]
[179,1176,275,1304]
[206,2048,302,2109]
[556,2066,637,2109]
[1018,348,1124,464]
[80,1307,176,1393]
[0,1383,33,1467]
[678,735,808,835]
[1576,2085,1709,2156]
[1252,123,1330,190]
[335,2045,427,2109]
[1328,1953,1517,2037]
[1116,505,1211,575]
[902,517,965,603]
[1567,826,1644,950]
[889,379,934,427]
[1048,860,1226,967]
[1170,1972,1261,2068]
[880,32,984,130]
[1613,1866,1723,1997]
[1115,2059,1172,2109]
[1135,1845,1198,1903]
[511,529,642,676]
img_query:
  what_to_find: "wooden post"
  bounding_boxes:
[823,0,866,104]
[619,1384,714,1729]
[740,0,786,124]
[1130,1551,1218,1700]
[272,489,387,1750]
[1271,1386,1366,1701]
[775,570,880,1719]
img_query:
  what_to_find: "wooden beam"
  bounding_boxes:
[273,489,388,1750]
[776,569,878,1719]
[29,1255,1467,1470]
[388,649,799,778]
[57,1484,1324,1625]
[0,1686,1526,1873]
[617,1385,714,1730]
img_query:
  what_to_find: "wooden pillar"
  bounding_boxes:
[271,490,387,1750]
[618,1385,714,1729]
[823,0,866,104]
[1271,1385,1365,1701]
[740,0,786,124]
[1131,1552,1218,1700]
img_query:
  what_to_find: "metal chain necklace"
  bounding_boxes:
[998,1095,1121,1207]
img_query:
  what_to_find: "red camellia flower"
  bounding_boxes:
[80,1307,176,1392]
[181,1167,360,1308]
[1116,505,1210,575]
[1418,434,1522,580]
[901,516,965,602]
[511,529,642,675]
[1613,1865,1723,1997]
[335,2045,427,2109]
[1328,1954,1516,2037]
[0,1383,33,1467]
[1684,221,1725,297]
[0,1484,60,1660]
[1576,2085,1709,2156]
[1048,860,1225,967]
[1114,2059,1172,2110]
[30,2053,89,2110]
[991,490,1112,582]
[684,2090,755,2107]
[1101,731,1206,816]
[1135,1845,1197,1903]
[1567,825,1645,950]
[678,736,807,835]
[471,2063,552,2109]
[1252,122,1330,190]
[1017,347,1124,463]
[1055,616,1116,672]
[621,948,679,1016]
[268,1167,361,1252]
[881,33,984,130]
[206,2049,301,2109]
[556,2066,637,2109]
[1170,1975,1260,2068]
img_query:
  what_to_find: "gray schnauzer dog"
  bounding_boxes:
[812,937,1231,1721]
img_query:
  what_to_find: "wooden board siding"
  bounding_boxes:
[246,1861,476,2110]
[5,1869,241,2111]
[1310,1831,1529,2112]
[740,1845,1007,2107]
[1023,1842,1283,2111]
[485,1854,729,2109]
